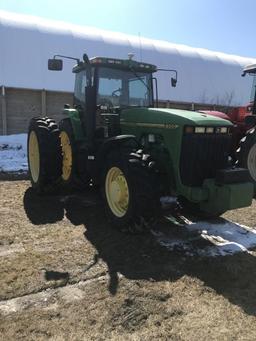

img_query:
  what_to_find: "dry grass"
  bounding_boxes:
[0,180,256,340]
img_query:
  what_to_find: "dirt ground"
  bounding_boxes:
[0,180,256,340]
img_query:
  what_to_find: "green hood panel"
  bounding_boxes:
[120,108,232,127]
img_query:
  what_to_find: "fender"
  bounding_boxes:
[97,135,138,161]
[63,108,85,140]
[88,135,138,185]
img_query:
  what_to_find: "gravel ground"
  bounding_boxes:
[0,180,256,340]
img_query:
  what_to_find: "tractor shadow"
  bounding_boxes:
[23,188,64,224]
[23,187,256,316]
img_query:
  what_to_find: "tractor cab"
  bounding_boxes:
[70,55,157,141]
[73,56,156,110]
[48,54,177,143]
[71,56,157,141]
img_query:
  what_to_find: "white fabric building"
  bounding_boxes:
[0,10,255,106]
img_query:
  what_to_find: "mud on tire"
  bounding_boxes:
[27,117,62,193]
[103,149,161,233]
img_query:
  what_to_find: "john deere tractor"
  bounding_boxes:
[27,53,254,231]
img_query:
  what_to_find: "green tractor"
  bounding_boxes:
[27,53,254,231]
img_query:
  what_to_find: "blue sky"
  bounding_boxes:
[0,0,255,58]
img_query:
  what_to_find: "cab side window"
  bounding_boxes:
[74,70,87,103]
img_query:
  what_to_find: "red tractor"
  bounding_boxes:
[201,63,256,194]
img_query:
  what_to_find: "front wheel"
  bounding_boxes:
[103,150,161,233]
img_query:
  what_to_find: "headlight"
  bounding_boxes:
[195,127,206,133]
[184,126,229,134]
[220,127,228,133]
[216,127,228,133]
[206,127,214,133]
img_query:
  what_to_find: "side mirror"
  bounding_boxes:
[171,77,177,87]
[48,59,63,71]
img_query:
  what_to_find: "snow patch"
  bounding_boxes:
[153,216,256,257]
[0,134,28,172]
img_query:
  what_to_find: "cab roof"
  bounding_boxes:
[72,56,157,73]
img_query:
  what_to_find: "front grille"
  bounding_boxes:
[180,133,231,186]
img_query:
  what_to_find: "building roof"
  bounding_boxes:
[0,10,255,105]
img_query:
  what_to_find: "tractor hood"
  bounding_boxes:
[120,107,232,127]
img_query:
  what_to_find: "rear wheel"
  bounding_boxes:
[236,127,256,183]
[103,150,161,233]
[59,118,90,189]
[59,119,74,185]
[27,117,61,193]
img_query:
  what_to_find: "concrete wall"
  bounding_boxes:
[0,87,73,135]
[0,86,232,135]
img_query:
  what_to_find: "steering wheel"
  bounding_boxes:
[111,88,122,97]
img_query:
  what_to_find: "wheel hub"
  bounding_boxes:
[105,167,129,217]
[28,130,40,183]
[60,131,72,181]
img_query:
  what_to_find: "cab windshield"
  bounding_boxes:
[97,67,153,108]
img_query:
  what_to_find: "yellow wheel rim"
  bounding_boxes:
[105,167,130,217]
[28,131,40,183]
[60,131,72,181]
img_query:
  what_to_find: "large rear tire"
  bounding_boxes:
[59,119,76,186]
[236,127,256,184]
[59,118,90,190]
[103,149,161,233]
[27,117,62,193]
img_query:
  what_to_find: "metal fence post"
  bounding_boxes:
[1,86,7,135]
[41,89,46,116]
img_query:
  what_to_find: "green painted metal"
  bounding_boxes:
[64,103,252,213]
[120,107,233,127]
[63,108,85,140]
[121,108,225,190]
[200,179,253,213]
